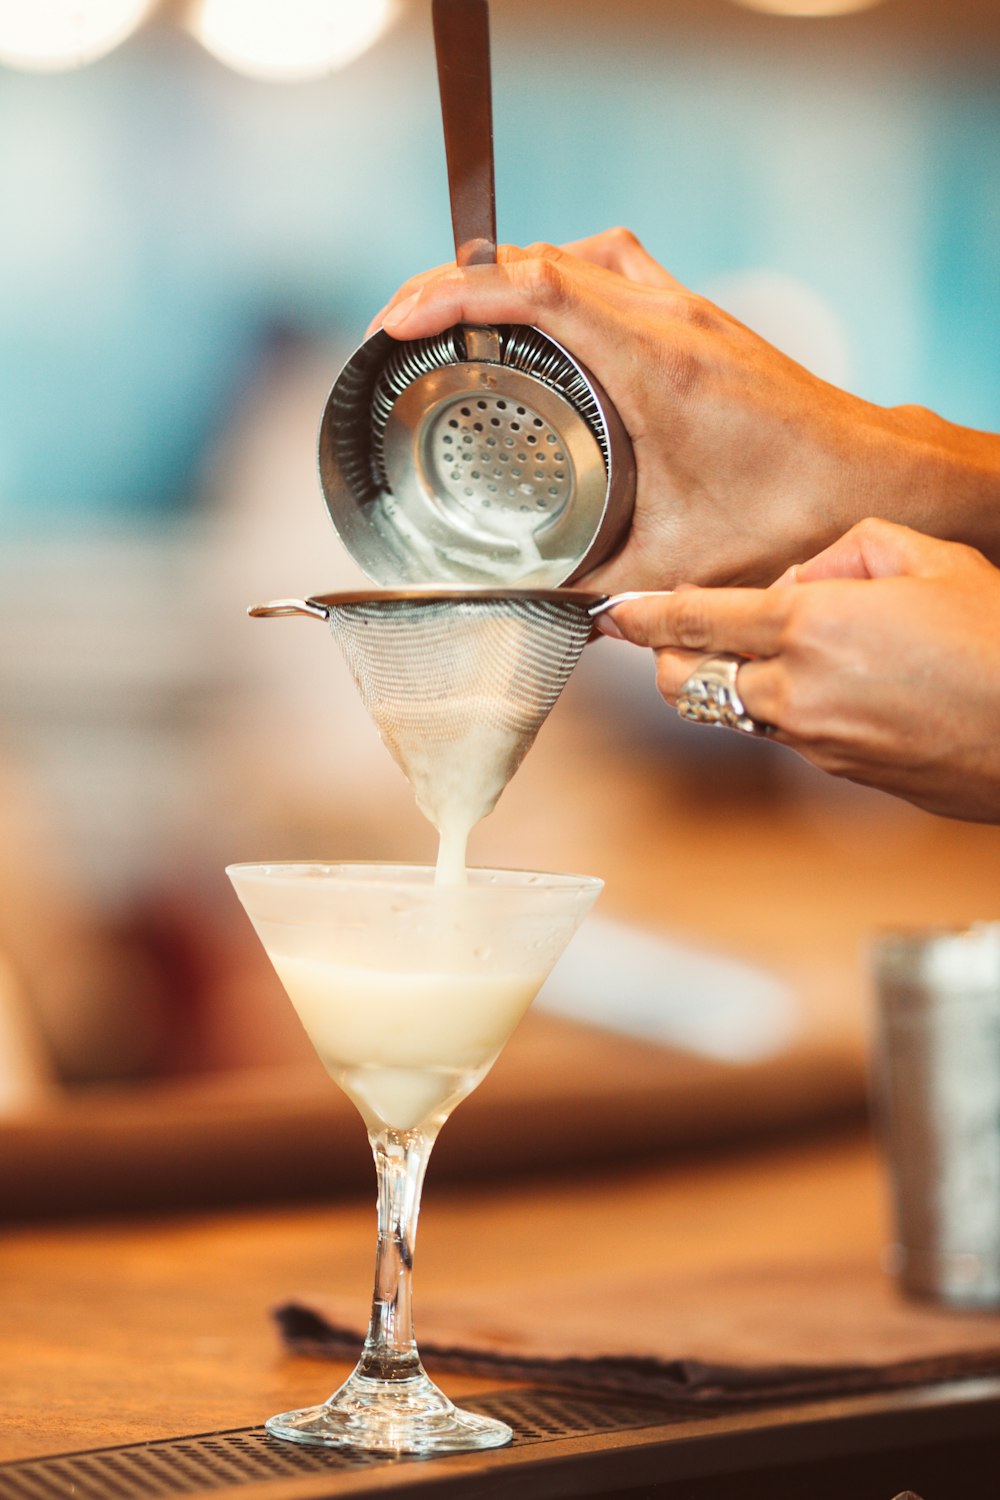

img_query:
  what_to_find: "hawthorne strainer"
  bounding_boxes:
[318,0,635,589]
[249,589,606,828]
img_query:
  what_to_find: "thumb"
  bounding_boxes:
[794,518,951,583]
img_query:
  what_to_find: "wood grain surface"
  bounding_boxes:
[0,1128,885,1464]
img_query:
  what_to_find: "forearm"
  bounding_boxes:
[859,404,1000,565]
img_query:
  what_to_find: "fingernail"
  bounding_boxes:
[383,292,419,331]
[594,613,623,639]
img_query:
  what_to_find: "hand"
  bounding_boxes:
[596,518,1000,823]
[373,229,1000,591]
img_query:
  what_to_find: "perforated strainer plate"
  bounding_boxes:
[319,326,635,589]
[428,392,573,521]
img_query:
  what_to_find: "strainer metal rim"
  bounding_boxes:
[304,586,608,610]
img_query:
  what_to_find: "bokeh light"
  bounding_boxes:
[0,0,154,72]
[186,0,396,82]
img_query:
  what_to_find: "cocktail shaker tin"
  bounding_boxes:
[872,922,1000,1308]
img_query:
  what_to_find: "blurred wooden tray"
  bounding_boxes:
[0,1010,866,1221]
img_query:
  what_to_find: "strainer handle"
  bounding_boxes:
[247,599,330,621]
[433,0,497,269]
[588,592,672,617]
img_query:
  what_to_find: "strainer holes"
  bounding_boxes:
[488,483,498,492]
[473,421,484,432]
[491,418,501,427]
[526,434,538,445]
[510,421,520,431]
[516,406,526,414]
[471,471,481,479]
[476,400,487,409]
[548,486,559,495]
[461,406,471,416]
[546,433,557,444]
[518,451,528,461]
[555,470,564,479]
[486,436,497,447]
[533,417,544,427]
[555,451,565,461]
[449,419,459,428]
[443,434,453,444]
[497,400,507,409]
[498,453,509,463]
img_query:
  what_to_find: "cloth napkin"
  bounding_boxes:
[275,1259,1000,1409]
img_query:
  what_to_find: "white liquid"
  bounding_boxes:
[272,950,544,1132]
[370,490,575,589]
[395,719,531,887]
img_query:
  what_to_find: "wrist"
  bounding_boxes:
[865,404,1000,562]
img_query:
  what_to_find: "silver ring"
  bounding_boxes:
[676,652,773,737]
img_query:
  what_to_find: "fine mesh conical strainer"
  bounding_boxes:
[249,590,605,834]
[319,0,635,589]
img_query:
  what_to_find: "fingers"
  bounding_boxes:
[598,586,797,736]
[557,227,684,290]
[603,585,792,658]
[366,259,461,335]
[380,252,616,357]
[372,230,685,346]
[794,516,986,583]
[652,647,783,731]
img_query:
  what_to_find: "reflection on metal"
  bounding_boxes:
[0,0,154,72]
[185,0,396,82]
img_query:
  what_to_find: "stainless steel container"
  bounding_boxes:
[872,922,1000,1307]
[317,0,635,590]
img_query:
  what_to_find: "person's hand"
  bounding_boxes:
[596,518,1000,823]
[372,229,1000,591]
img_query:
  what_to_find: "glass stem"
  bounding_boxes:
[357,1127,436,1383]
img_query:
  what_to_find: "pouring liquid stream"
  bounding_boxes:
[395,712,530,886]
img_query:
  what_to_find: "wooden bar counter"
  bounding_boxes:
[3,1124,1000,1499]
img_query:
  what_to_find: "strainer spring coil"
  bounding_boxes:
[368,324,609,492]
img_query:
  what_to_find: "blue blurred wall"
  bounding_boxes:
[0,2,997,530]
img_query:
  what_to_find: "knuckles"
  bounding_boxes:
[659,591,719,651]
[510,254,569,310]
[602,224,644,254]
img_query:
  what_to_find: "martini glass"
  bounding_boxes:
[226,861,601,1455]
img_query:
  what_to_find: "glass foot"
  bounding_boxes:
[265,1369,512,1456]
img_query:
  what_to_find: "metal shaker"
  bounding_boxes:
[317,0,635,590]
[872,922,1000,1307]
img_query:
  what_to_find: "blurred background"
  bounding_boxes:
[0,0,998,1195]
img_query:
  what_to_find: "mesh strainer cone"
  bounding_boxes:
[250,589,602,835]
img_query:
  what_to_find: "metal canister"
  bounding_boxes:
[872,922,1000,1307]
